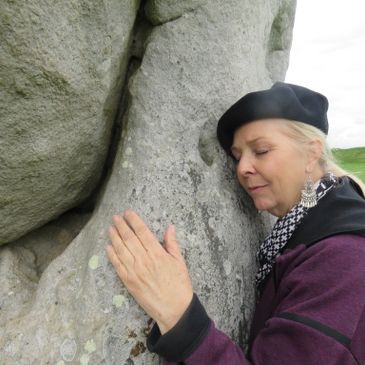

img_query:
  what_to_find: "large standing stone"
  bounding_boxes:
[0,0,296,363]
[0,0,140,245]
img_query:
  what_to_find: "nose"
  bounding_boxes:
[236,155,256,177]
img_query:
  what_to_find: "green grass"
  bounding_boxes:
[332,147,365,182]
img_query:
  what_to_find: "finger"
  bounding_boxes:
[123,209,163,256]
[163,225,183,260]
[112,214,148,258]
[108,225,134,267]
[106,245,128,280]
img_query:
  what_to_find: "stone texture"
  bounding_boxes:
[0,210,90,328]
[0,0,140,245]
[0,0,296,363]
[145,0,207,25]
[266,0,296,81]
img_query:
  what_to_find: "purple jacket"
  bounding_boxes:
[148,234,365,365]
[147,178,365,364]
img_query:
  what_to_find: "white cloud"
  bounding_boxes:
[285,0,365,148]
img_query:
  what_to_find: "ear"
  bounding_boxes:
[305,139,323,173]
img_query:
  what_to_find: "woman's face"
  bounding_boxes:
[231,119,314,217]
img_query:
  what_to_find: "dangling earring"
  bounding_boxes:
[300,175,317,208]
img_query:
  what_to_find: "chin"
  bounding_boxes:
[254,202,282,217]
[253,199,273,212]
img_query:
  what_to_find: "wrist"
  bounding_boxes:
[156,292,194,335]
[147,293,211,362]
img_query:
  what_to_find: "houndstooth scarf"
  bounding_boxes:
[256,173,338,288]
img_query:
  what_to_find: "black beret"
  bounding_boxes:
[217,82,329,156]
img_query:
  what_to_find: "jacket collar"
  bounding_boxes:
[286,176,365,249]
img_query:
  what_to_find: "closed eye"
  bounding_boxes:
[255,150,269,156]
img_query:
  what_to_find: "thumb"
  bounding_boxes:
[164,224,183,260]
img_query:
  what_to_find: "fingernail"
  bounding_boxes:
[112,215,121,223]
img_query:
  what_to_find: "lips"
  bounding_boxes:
[247,184,268,192]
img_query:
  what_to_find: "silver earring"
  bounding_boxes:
[300,176,317,208]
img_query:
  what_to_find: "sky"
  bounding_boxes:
[285,0,365,148]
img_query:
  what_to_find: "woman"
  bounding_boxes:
[106,82,365,364]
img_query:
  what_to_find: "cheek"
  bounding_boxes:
[263,166,300,198]
[275,164,306,200]
[256,163,277,182]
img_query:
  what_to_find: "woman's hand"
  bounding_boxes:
[106,209,194,334]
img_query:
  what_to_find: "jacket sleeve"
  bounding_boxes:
[146,293,249,364]
[147,295,359,365]
[147,235,365,364]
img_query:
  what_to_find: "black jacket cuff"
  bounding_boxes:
[146,293,211,362]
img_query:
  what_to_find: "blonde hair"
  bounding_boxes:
[282,120,365,195]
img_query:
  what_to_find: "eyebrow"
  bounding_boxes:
[231,137,265,151]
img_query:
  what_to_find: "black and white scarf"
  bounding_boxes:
[255,173,338,287]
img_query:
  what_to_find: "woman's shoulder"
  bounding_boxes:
[282,233,365,276]
[274,234,365,343]
[306,233,365,259]
[280,233,365,267]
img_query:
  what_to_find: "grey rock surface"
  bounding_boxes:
[0,0,140,245]
[0,0,296,363]
[145,0,207,24]
[0,210,91,328]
